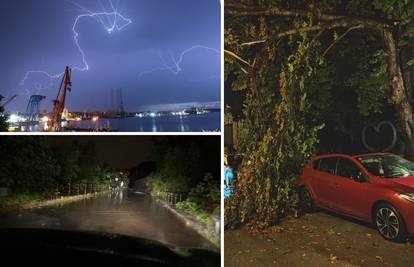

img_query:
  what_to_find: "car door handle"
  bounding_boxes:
[334,182,339,188]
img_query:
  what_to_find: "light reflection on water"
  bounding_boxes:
[68,113,220,132]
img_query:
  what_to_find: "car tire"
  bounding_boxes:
[374,203,407,242]
[299,187,315,213]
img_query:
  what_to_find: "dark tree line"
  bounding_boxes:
[147,136,220,192]
[0,101,8,132]
[146,137,220,215]
[0,137,120,196]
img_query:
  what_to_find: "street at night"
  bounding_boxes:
[0,190,213,250]
[0,136,220,265]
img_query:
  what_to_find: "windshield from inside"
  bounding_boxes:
[357,154,414,178]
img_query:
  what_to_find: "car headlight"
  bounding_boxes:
[399,193,414,203]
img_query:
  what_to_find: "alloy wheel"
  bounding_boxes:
[300,188,313,212]
[376,207,400,240]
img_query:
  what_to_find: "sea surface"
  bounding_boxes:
[66,111,221,132]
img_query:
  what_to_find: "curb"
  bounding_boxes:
[156,198,220,250]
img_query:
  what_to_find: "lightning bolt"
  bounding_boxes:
[18,0,218,102]
[20,0,132,93]
[138,45,221,78]
[72,10,132,72]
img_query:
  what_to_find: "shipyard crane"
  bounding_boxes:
[0,95,17,113]
[26,95,46,122]
[49,66,72,131]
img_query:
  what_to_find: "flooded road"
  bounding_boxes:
[0,190,213,250]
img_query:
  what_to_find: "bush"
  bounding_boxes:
[0,193,42,209]
[0,137,118,196]
[0,113,8,132]
[186,173,220,213]
[174,173,220,225]
[176,201,210,224]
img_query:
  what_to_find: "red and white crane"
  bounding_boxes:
[49,66,72,131]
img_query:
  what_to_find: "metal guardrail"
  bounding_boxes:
[157,191,185,205]
[55,183,108,197]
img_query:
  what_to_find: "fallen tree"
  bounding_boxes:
[225,0,414,229]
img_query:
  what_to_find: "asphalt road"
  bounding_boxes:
[0,190,212,250]
[225,211,414,267]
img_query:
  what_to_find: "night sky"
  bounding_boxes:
[49,136,154,169]
[0,0,221,113]
[46,136,220,170]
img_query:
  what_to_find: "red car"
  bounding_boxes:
[298,153,414,241]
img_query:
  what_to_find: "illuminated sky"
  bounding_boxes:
[0,0,221,112]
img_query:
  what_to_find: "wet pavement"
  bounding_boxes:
[225,211,414,266]
[0,190,213,250]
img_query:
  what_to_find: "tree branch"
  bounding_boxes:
[225,3,345,21]
[225,3,396,27]
[322,25,363,57]
[241,40,267,46]
[237,18,385,49]
[224,49,250,74]
[266,18,384,44]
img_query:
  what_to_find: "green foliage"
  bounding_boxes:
[146,138,215,193]
[0,137,118,197]
[158,173,220,227]
[186,173,220,213]
[0,113,8,132]
[225,30,324,229]
[146,138,220,225]
[78,141,98,183]
[372,0,414,70]
[347,49,391,116]
[0,193,42,209]
[0,137,58,192]
[176,201,210,224]
[53,142,81,184]
[147,171,220,216]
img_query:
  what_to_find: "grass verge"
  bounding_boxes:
[0,192,106,211]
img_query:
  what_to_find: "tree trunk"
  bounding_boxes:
[400,46,414,104]
[384,29,414,159]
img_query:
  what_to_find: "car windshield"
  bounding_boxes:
[0,136,220,256]
[357,155,414,178]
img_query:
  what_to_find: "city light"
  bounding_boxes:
[7,114,25,123]
[7,126,16,132]
[40,116,49,123]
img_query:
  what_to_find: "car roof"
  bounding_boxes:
[352,152,393,158]
[312,152,393,160]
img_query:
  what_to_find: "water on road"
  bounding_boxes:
[0,190,213,250]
